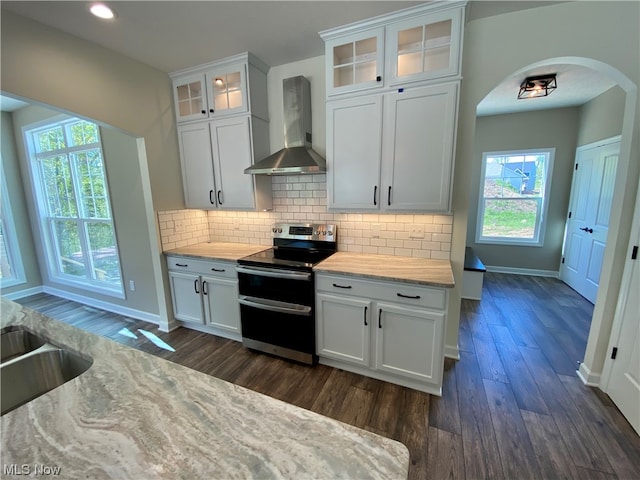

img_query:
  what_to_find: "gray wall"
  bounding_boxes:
[7,105,159,314]
[577,86,626,147]
[467,107,580,272]
[0,111,42,295]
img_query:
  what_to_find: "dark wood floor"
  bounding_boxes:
[13,273,640,480]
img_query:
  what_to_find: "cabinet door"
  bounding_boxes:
[381,83,457,211]
[202,275,241,334]
[172,73,209,123]
[326,95,383,210]
[374,302,444,384]
[387,8,463,85]
[168,271,204,324]
[205,64,248,118]
[209,116,256,210]
[325,28,385,96]
[316,293,372,367]
[177,123,217,209]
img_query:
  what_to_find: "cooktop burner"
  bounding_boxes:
[238,223,337,271]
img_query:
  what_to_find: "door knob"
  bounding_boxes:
[580,227,594,233]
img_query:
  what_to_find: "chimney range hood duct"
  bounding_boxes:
[244,76,326,175]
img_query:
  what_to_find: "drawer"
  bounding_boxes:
[316,274,446,310]
[166,255,236,279]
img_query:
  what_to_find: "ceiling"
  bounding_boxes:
[1,1,620,116]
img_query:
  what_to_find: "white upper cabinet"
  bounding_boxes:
[387,8,463,86]
[171,53,268,124]
[320,1,465,97]
[324,27,385,96]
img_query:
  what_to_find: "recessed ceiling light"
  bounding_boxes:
[90,3,116,20]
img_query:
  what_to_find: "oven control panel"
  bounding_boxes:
[272,223,336,242]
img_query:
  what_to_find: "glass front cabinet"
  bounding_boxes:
[324,27,385,96]
[321,1,465,96]
[387,8,463,86]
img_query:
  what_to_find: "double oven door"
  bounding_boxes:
[236,265,316,364]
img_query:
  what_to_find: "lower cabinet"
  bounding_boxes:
[166,255,241,341]
[316,273,447,395]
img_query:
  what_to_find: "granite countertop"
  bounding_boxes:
[0,299,409,479]
[314,252,455,288]
[165,242,268,262]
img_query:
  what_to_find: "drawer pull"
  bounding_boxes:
[175,263,188,267]
[332,283,352,289]
[397,293,421,300]
[211,267,226,272]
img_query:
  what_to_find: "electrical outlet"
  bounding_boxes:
[371,223,381,238]
[410,226,424,239]
[174,220,185,233]
[129,280,136,292]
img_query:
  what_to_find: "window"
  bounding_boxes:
[25,117,123,296]
[0,169,26,288]
[476,148,555,246]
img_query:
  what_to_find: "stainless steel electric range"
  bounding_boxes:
[236,223,337,365]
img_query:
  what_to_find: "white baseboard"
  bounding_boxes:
[485,265,559,278]
[577,362,601,387]
[444,343,460,360]
[2,286,44,300]
[43,286,161,325]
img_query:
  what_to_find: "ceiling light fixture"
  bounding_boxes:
[90,3,116,20]
[517,74,557,100]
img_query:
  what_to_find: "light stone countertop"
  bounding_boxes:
[165,242,268,262]
[314,252,455,288]
[0,299,409,479]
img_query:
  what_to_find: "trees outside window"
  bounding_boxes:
[476,148,555,246]
[25,118,123,295]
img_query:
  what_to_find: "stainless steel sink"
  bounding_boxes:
[0,327,93,416]
[1,327,47,362]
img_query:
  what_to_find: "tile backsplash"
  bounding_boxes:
[159,174,452,259]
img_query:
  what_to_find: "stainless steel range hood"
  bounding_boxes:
[245,76,326,175]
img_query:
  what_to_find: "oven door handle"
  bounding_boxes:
[238,296,312,316]
[236,266,311,281]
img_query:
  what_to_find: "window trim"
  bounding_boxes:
[0,167,27,288]
[23,116,124,298]
[475,148,555,247]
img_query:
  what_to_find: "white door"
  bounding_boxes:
[326,95,383,210]
[381,83,457,211]
[602,183,640,435]
[374,302,444,384]
[316,293,372,367]
[177,123,216,209]
[202,275,241,334]
[560,138,620,303]
[168,271,204,324]
[209,116,256,210]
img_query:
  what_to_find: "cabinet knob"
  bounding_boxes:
[376,76,382,82]
[201,110,206,114]
[209,109,214,113]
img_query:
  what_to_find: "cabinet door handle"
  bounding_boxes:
[209,190,215,205]
[202,280,208,295]
[364,306,368,326]
[332,283,352,289]
[209,108,214,113]
[388,186,392,206]
[200,109,206,115]
[397,293,421,300]
[376,75,382,82]
[211,267,226,272]
[194,279,200,294]
[175,263,188,267]
[378,308,382,328]
[217,190,223,205]
[373,185,377,206]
